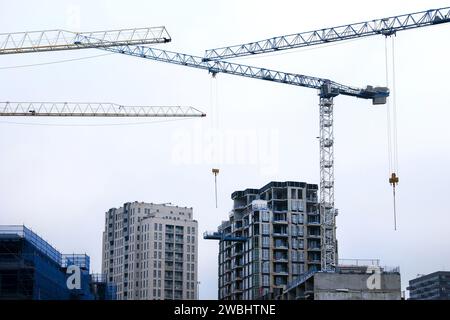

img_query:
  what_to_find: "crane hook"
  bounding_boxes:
[389,172,399,230]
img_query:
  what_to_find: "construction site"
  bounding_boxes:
[0,1,449,301]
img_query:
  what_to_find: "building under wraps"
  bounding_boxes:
[0,225,115,300]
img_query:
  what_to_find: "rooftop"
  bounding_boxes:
[231,181,318,199]
[0,225,89,270]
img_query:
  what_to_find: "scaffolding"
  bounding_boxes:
[0,225,105,300]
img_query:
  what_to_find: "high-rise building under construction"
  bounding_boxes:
[216,181,334,300]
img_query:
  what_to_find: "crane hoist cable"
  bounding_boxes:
[210,76,221,208]
[385,36,399,230]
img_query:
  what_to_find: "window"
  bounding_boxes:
[291,226,297,236]
[262,211,269,222]
[262,236,270,247]
[262,249,269,260]
[299,214,304,224]
[262,223,270,235]
[292,214,298,224]
[299,251,304,261]
[297,226,304,237]
[291,251,297,262]
[263,275,269,286]
[262,261,269,273]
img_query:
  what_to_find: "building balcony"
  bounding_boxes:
[272,219,288,224]
[307,233,321,238]
[273,245,289,250]
[273,270,289,275]
[274,257,289,263]
[273,232,289,238]
[307,246,321,251]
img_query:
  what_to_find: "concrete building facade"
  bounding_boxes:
[102,202,198,300]
[408,271,450,300]
[217,181,330,300]
[275,264,401,300]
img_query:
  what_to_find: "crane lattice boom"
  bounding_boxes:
[0,27,170,55]
[97,44,388,103]
[0,102,205,117]
[204,6,450,60]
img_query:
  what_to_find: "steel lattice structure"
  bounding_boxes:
[196,6,450,272]
[0,102,205,117]
[97,44,389,102]
[204,6,450,61]
[92,43,388,275]
[3,7,448,274]
[0,27,170,55]
[319,97,337,271]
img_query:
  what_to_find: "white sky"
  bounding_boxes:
[0,0,449,299]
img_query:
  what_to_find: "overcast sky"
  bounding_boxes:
[0,0,449,299]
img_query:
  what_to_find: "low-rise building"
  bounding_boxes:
[0,225,113,300]
[408,271,450,300]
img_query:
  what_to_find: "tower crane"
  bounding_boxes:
[89,44,388,261]
[195,6,450,271]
